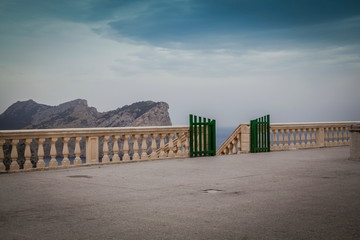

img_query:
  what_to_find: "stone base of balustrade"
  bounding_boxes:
[270,143,350,152]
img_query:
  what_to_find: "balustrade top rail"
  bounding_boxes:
[267,121,357,128]
[0,126,189,138]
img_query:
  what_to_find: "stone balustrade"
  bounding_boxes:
[0,126,189,172]
[217,122,360,155]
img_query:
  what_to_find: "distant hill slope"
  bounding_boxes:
[0,99,172,130]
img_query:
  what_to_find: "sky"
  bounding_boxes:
[0,0,359,127]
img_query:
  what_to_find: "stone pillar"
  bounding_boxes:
[240,125,250,153]
[349,124,360,161]
[86,136,99,164]
[316,127,325,147]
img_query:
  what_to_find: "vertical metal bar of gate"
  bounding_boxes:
[189,114,193,157]
[267,115,270,150]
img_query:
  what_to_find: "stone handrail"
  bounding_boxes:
[217,122,360,155]
[216,124,249,155]
[0,126,189,172]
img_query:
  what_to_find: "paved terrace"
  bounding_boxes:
[0,146,359,240]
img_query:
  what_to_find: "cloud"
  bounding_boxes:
[97,0,360,48]
[0,0,359,126]
[3,0,360,49]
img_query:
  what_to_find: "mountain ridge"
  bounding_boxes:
[0,99,172,130]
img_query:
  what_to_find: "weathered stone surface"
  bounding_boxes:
[349,124,360,161]
[0,99,172,130]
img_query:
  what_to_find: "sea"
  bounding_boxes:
[216,126,236,148]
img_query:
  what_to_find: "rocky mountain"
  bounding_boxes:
[0,99,172,130]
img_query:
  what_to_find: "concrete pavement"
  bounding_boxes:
[0,146,359,240]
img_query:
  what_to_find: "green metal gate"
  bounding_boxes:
[250,114,270,153]
[189,114,216,157]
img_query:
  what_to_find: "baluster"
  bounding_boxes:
[233,138,238,154]
[311,128,317,146]
[141,134,149,160]
[37,138,45,168]
[236,139,240,153]
[49,138,58,168]
[123,135,130,161]
[10,139,19,171]
[74,137,82,165]
[150,134,158,159]
[62,137,70,167]
[339,127,345,144]
[132,135,140,160]
[271,130,276,150]
[294,129,300,147]
[23,139,33,170]
[289,129,295,147]
[270,130,275,149]
[228,145,232,154]
[227,143,231,154]
[232,140,237,154]
[300,129,305,147]
[275,129,283,150]
[279,129,285,149]
[328,127,333,145]
[159,133,167,158]
[284,129,289,148]
[330,127,335,145]
[305,128,311,147]
[308,129,313,146]
[184,133,190,157]
[0,139,5,172]
[324,127,329,146]
[176,133,183,157]
[332,127,337,144]
[346,128,350,143]
[112,136,120,163]
[307,129,312,146]
[168,133,176,158]
[334,127,339,144]
[102,136,110,163]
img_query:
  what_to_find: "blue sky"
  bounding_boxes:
[0,0,359,127]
